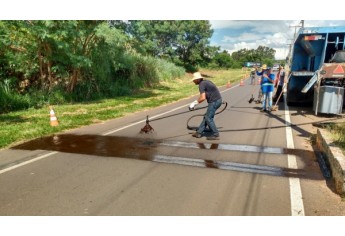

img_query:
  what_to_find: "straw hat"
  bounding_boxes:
[191,72,203,82]
[261,64,267,70]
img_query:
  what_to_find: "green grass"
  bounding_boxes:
[326,123,345,152]
[0,69,244,149]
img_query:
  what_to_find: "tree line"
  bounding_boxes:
[0,20,277,113]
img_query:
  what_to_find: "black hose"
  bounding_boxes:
[186,102,228,131]
[146,102,228,131]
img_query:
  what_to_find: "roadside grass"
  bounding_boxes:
[0,69,245,149]
[326,123,345,152]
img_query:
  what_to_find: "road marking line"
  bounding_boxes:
[102,120,148,136]
[284,95,305,216]
[153,154,283,176]
[102,104,189,136]
[0,151,58,175]
[160,140,284,154]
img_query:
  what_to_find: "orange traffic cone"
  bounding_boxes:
[49,106,59,126]
[226,81,231,88]
[240,79,244,86]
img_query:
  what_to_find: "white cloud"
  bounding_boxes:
[210,20,345,60]
[210,21,258,30]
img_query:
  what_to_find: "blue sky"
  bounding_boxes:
[209,20,345,60]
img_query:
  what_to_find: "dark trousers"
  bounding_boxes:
[197,98,222,136]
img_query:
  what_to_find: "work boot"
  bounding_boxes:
[192,132,202,138]
[207,135,219,140]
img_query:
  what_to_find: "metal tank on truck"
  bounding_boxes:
[312,50,345,115]
[286,26,345,115]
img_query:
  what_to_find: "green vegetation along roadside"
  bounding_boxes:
[326,123,345,152]
[0,69,243,149]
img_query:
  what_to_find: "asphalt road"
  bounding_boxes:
[1,76,345,216]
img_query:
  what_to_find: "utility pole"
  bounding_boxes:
[289,20,304,41]
[286,42,292,60]
[287,21,304,68]
[285,42,293,71]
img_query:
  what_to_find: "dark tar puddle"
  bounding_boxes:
[13,134,158,161]
[11,134,316,178]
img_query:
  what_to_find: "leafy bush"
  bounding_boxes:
[0,88,30,113]
[155,58,185,81]
[1,21,186,113]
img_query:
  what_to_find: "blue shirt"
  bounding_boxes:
[256,70,275,93]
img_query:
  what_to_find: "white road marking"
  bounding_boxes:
[284,94,305,216]
[160,140,283,154]
[153,154,283,175]
[0,151,58,175]
[102,104,189,136]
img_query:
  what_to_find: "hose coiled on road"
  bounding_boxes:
[186,101,228,131]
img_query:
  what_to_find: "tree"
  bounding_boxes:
[211,50,234,68]
[173,21,214,70]
[0,20,186,112]
[0,20,111,92]
[256,45,275,60]
[111,20,214,71]
[231,45,276,67]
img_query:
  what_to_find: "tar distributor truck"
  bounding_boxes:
[287,26,345,115]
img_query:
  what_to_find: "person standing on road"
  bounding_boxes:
[189,72,222,140]
[255,64,267,103]
[256,66,275,112]
[250,68,256,85]
[273,65,285,103]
